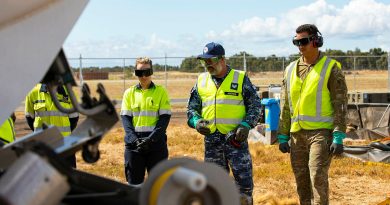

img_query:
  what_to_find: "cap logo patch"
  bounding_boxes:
[203,47,208,53]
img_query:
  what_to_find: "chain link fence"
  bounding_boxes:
[67,54,390,100]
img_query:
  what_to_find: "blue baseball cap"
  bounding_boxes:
[197,42,225,59]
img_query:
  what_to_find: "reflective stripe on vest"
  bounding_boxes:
[286,56,337,132]
[197,69,246,134]
[0,118,15,144]
[121,84,171,132]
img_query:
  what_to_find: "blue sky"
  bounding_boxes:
[63,0,390,63]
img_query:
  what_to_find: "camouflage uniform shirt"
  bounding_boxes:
[278,52,348,135]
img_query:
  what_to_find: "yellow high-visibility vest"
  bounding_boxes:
[25,84,78,136]
[0,117,15,144]
[285,56,341,132]
[120,84,171,132]
[197,69,246,134]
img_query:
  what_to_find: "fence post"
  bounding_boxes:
[123,58,126,95]
[164,53,168,88]
[388,52,390,91]
[243,52,247,72]
[79,54,83,85]
[353,56,357,92]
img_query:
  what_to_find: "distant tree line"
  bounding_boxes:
[72,48,388,73]
[180,48,388,72]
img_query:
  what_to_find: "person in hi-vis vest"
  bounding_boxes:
[120,57,171,185]
[25,84,79,168]
[187,42,261,205]
[0,113,16,147]
[278,24,348,205]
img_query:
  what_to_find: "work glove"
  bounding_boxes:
[235,122,251,142]
[225,130,241,148]
[195,119,211,135]
[277,134,290,153]
[330,131,345,155]
[134,137,152,152]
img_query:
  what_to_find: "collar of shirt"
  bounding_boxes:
[297,52,324,79]
[299,51,324,66]
[135,81,155,90]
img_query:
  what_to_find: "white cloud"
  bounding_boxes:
[64,0,390,60]
[200,0,390,56]
[211,0,390,40]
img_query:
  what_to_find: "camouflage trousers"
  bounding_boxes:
[204,130,253,197]
[290,129,333,205]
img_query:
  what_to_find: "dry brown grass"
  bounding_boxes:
[82,70,389,100]
[13,70,390,204]
[75,119,390,205]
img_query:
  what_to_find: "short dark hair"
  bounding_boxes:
[296,24,320,36]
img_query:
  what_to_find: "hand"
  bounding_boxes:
[235,124,250,142]
[135,138,151,152]
[330,131,345,155]
[330,143,343,155]
[196,119,211,135]
[277,134,290,153]
[225,130,241,148]
[279,142,290,153]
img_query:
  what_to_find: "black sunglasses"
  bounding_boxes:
[135,69,153,77]
[292,35,314,46]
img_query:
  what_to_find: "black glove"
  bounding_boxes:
[134,138,152,152]
[330,143,343,155]
[225,130,241,148]
[196,119,211,135]
[235,124,250,142]
[279,142,290,153]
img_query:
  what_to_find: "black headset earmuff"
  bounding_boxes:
[312,27,323,48]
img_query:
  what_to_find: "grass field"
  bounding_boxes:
[75,119,390,205]
[83,70,390,100]
[13,70,390,204]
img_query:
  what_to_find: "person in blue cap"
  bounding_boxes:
[187,42,261,205]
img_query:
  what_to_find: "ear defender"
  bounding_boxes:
[312,26,323,48]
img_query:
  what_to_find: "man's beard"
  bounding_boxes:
[207,65,221,76]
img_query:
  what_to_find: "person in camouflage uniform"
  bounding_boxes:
[187,42,261,205]
[278,24,348,205]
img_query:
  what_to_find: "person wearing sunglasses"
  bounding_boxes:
[120,57,171,185]
[187,42,261,205]
[278,24,348,204]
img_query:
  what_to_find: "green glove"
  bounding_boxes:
[330,131,345,155]
[277,134,290,144]
[332,131,346,144]
[277,134,290,153]
[189,115,201,128]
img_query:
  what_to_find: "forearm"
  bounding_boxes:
[278,82,291,135]
[155,114,170,131]
[329,66,348,133]
[242,76,262,127]
[26,116,34,131]
[121,115,138,144]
